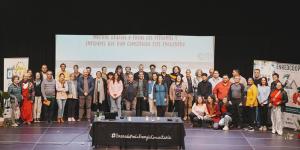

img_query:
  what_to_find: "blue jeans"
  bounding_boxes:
[57,99,66,118]
[110,96,121,117]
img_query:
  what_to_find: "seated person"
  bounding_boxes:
[218,97,233,131]
[206,95,221,129]
[189,96,209,127]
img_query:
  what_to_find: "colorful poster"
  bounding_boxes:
[254,60,300,129]
[3,58,29,92]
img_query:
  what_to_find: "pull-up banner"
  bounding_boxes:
[254,60,300,129]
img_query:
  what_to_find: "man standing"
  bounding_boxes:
[134,64,149,81]
[209,70,222,90]
[101,67,108,80]
[230,69,247,87]
[135,72,148,116]
[77,69,95,122]
[253,69,262,86]
[56,63,70,81]
[207,68,214,80]
[123,73,138,111]
[182,69,194,120]
[124,66,133,85]
[213,74,231,103]
[148,64,158,80]
[41,71,56,123]
[41,64,49,80]
[197,73,212,100]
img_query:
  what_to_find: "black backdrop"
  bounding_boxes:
[1,1,300,90]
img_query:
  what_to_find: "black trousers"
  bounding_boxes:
[157,106,166,117]
[189,112,203,127]
[44,97,55,122]
[258,104,268,126]
[136,97,147,116]
[174,100,185,119]
[67,98,77,118]
[245,106,256,128]
[231,99,244,127]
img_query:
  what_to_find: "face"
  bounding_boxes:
[186,70,191,77]
[102,67,107,73]
[248,78,254,85]
[60,64,66,71]
[207,96,213,103]
[47,71,53,80]
[223,76,229,83]
[139,65,144,72]
[209,69,214,76]
[27,70,32,76]
[234,76,240,83]
[96,72,102,78]
[41,65,48,73]
[128,74,134,82]
[196,70,202,77]
[201,75,208,81]
[174,67,179,74]
[114,74,119,80]
[83,70,89,77]
[87,68,91,75]
[162,66,167,73]
[152,74,158,81]
[73,66,79,72]
[261,78,267,85]
[222,97,228,104]
[176,75,182,82]
[23,73,30,81]
[70,74,76,80]
[197,97,203,104]
[272,75,278,81]
[232,70,238,77]
[108,74,113,80]
[213,71,219,78]
[150,66,156,72]
[117,68,122,74]
[125,67,131,73]
[138,72,144,79]
[59,74,65,81]
[35,73,41,80]
[276,82,282,90]
[13,77,19,84]
[254,70,260,78]
[158,76,163,83]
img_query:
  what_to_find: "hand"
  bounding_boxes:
[269,103,272,107]
[153,99,156,102]
[84,92,88,96]
[144,97,147,100]
[239,102,242,106]
[261,104,264,107]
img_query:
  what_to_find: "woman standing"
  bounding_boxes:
[33,72,43,123]
[169,75,187,119]
[170,66,183,83]
[67,73,78,122]
[8,75,22,127]
[153,75,168,117]
[244,78,258,131]
[21,73,35,125]
[148,73,158,116]
[269,82,288,135]
[56,73,68,123]
[257,77,270,131]
[109,73,123,116]
[206,95,221,129]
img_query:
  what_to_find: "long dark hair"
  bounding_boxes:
[112,73,120,84]
[260,77,269,86]
[115,65,123,74]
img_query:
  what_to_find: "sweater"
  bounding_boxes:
[41,79,56,98]
[197,80,212,99]
[257,85,271,105]
[56,80,68,100]
[109,81,123,98]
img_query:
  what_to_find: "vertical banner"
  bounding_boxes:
[3,58,29,92]
[254,60,300,129]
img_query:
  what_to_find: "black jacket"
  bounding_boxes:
[219,102,234,117]
[197,80,212,99]
[134,71,149,81]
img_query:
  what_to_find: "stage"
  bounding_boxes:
[0,122,299,150]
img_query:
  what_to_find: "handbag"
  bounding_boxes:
[43,99,51,106]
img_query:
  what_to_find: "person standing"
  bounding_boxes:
[123,73,138,111]
[153,75,168,117]
[101,67,108,80]
[20,73,35,125]
[115,65,125,84]
[208,70,222,90]
[207,68,214,80]
[148,73,158,116]
[73,65,82,79]
[41,71,56,123]
[170,66,183,83]
[257,77,271,131]
[41,64,49,80]
[8,75,22,127]
[67,73,78,122]
[182,69,194,120]
[93,71,107,112]
[33,72,43,123]
[244,78,258,132]
[148,64,158,80]
[193,69,203,104]
[134,64,149,81]
[169,75,187,119]
[124,66,133,85]
[269,82,288,135]
[253,69,262,86]
[108,73,123,117]
[160,65,172,112]
[228,76,245,128]
[135,72,148,116]
[56,63,70,81]
[77,69,95,122]
[56,73,68,123]
[213,74,231,103]
[197,73,212,100]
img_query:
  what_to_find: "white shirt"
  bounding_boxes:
[209,77,222,90]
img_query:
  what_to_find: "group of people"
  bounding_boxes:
[7,63,288,136]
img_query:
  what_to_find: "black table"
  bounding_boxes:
[90,117,186,149]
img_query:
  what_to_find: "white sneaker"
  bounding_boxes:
[223,126,229,131]
[277,131,283,136]
[12,123,18,127]
[272,129,276,134]
[262,126,267,131]
[71,118,75,122]
[68,118,72,122]
[259,127,263,131]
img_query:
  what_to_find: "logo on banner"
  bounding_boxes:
[111,133,172,141]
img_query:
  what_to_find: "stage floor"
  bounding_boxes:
[0,122,299,150]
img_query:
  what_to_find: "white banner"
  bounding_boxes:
[254,60,300,129]
[3,58,29,92]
